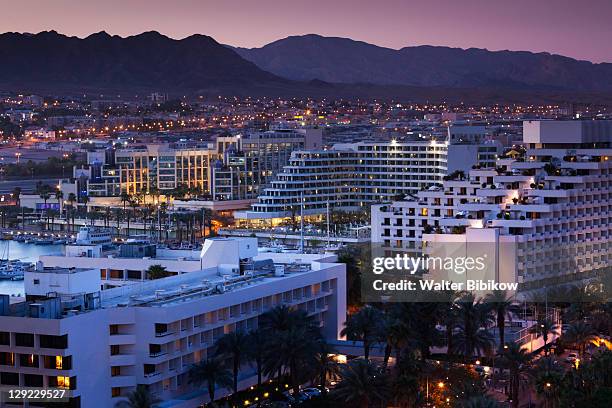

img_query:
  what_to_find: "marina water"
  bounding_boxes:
[0,242,64,296]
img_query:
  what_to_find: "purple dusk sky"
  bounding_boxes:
[2,0,611,63]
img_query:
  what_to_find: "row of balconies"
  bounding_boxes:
[138,302,330,384]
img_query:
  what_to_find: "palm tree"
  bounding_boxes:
[142,205,152,239]
[114,208,122,236]
[48,209,59,232]
[149,186,160,205]
[390,351,422,407]
[176,183,187,199]
[215,331,249,394]
[272,325,320,394]
[11,187,21,207]
[130,199,139,232]
[81,195,90,224]
[174,213,186,242]
[340,305,383,360]
[67,193,76,232]
[258,305,297,332]
[333,359,389,408]
[189,357,232,404]
[336,245,369,310]
[146,265,170,280]
[453,294,495,358]
[259,305,320,386]
[202,208,213,237]
[312,340,340,394]
[439,290,461,355]
[529,318,558,355]
[120,191,131,211]
[55,189,64,221]
[396,302,444,360]
[485,290,514,350]
[158,202,167,241]
[563,321,597,357]
[380,312,406,368]
[104,206,111,228]
[125,200,134,235]
[12,187,22,230]
[535,370,563,408]
[114,384,159,408]
[501,342,533,408]
[245,329,267,388]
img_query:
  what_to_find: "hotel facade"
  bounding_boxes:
[236,139,501,222]
[0,238,346,407]
[85,128,322,204]
[371,120,611,290]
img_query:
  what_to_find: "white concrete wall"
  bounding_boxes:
[25,268,101,297]
[40,255,202,275]
[523,120,612,145]
[523,120,582,144]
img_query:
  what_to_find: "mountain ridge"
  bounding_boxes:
[232,34,612,91]
[0,30,288,93]
[0,31,611,105]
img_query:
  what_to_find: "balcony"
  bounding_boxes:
[148,351,168,359]
[490,219,536,228]
[109,354,136,366]
[110,375,136,388]
[144,371,161,379]
[154,330,175,338]
[109,335,136,345]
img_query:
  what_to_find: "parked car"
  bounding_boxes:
[302,388,322,398]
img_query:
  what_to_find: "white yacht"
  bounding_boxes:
[75,227,113,245]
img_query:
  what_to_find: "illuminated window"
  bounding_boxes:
[57,376,70,389]
[421,208,428,216]
[55,356,63,370]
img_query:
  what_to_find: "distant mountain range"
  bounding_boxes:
[233,34,612,92]
[0,31,290,94]
[0,31,611,104]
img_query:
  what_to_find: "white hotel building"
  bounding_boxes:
[236,139,501,223]
[372,120,611,290]
[0,238,346,407]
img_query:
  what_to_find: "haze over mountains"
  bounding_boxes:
[234,34,612,91]
[0,30,611,103]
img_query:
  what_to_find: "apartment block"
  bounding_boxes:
[0,238,346,407]
[211,128,323,201]
[236,139,500,222]
[371,120,611,290]
[115,144,216,195]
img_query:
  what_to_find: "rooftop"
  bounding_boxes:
[100,253,318,308]
[32,266,93,275]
